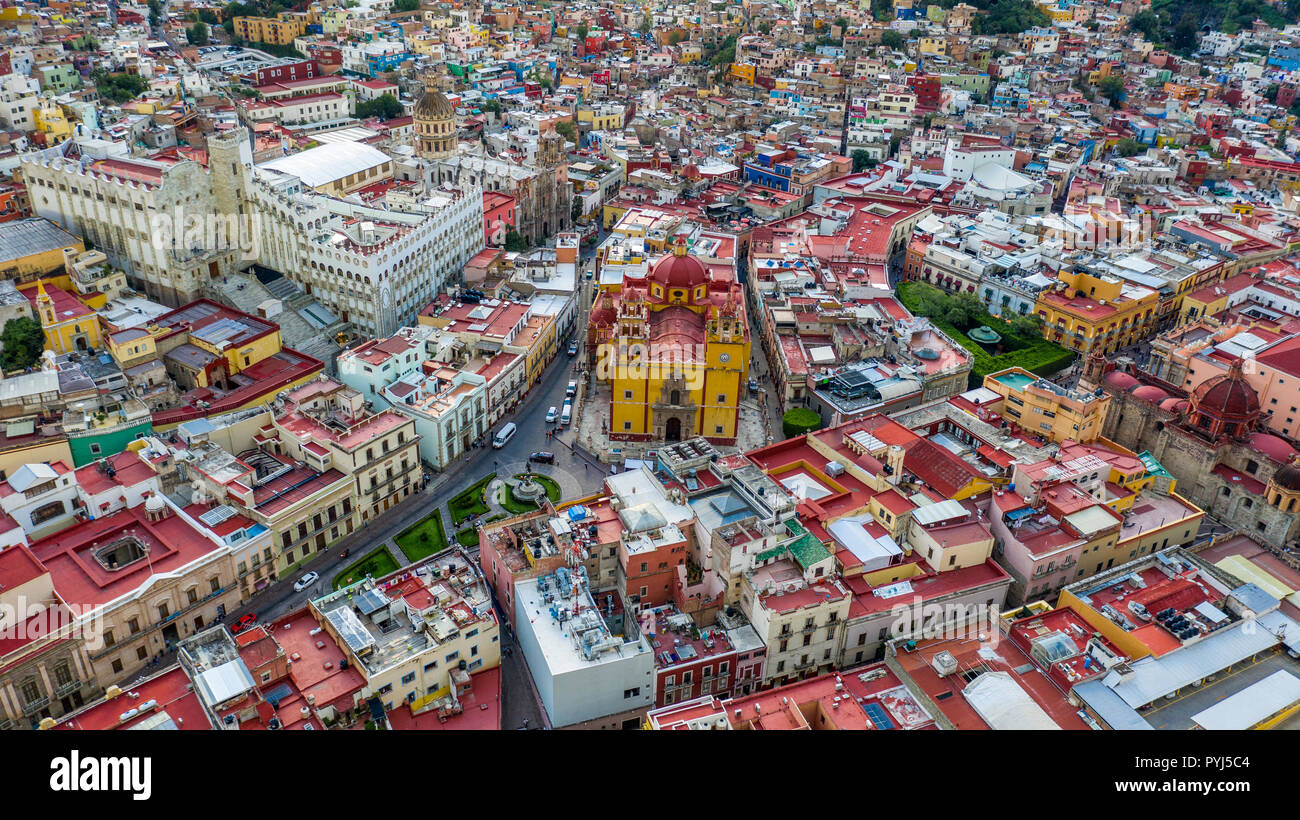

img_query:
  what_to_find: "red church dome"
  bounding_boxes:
[650,236,709,289]
[1191,361,1260,421]
[1250,432,1297,464]
[1186,358,1261,440]
[1104,371,1139,390]
[1131,385,1169,403]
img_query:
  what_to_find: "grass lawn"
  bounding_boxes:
[454,526,481,548]
[449,473,496,524]
[395,508,448,562]
[498,482,540,516]
[895,281,1075,388]
[333,545,400,590]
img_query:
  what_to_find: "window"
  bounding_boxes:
[128,618,140,634]
[111,659,123,674]
[210,576,220,593]
[445,651,459,663]
[104,630,116,648]
[423,661,438,672]
[186,588,198,605]
[623,687,641,699]
[401,672,415,685]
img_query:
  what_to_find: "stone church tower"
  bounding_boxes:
[414,72,457,160]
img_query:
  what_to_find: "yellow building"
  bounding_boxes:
[32,98,72,144]
[233,14,306,45]
[28,280,101,354]
[0,218,84,283]
[589,239,750,443]
[983,367,1111,444]
[918,36,947,56]
[577,105,622,132]
[1037,1,1071,23]
[1035,268,1159,356]
[729,63,756,85]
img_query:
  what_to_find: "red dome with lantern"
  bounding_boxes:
[1186,358,1262,440]
[650,236,709,290]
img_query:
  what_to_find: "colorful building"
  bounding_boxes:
[590,238,750,444]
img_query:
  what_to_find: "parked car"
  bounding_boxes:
[529,451,555,463]
[294,571,319,592]
[546,406,559,423]
[566,380,577,397]
[231,613,257,634]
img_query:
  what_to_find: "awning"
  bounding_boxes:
[367,697,385,721]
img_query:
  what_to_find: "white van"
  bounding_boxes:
[492,422,517,448]
[560,401,573,426]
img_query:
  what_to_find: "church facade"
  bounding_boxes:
[590,238,750,445]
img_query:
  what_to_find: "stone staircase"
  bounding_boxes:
[212,271,344,373]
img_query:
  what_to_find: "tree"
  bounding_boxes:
[198,8,219,24]
[355,92,404,120]
[872,0,892,21]
[1130,10,1161,42]
[782,408,822,439]
[187,22,210,45]
[576,23,589,40]
[880,29,905,50]
[852,149,873,172]
[1168,16,1198,53]
[834,16,849,30]
[758,21,771,34]
[394,0,419,10]
[1097,74,1126,107]
[148,0,162,28]
[555,119,577,142]
[639,17,651,35]
[504,230,530,252]
[1279,128,1291,151]
[1114,138,1145,157]
[571,196,584,222]
[1009,312,1043,338]
[943,292,984,329]
[973,0,1049,35]
[0,318,45,372]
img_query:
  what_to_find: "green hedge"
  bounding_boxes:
[896,281,1075,388]
[783,407,822,438]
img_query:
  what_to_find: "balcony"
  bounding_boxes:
[21,696,50,715]
[54,678,83,698]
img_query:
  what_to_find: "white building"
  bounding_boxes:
[248,169,484,338]
[514,568,655,728]
[0,73,40,132]
[20,130,251,305]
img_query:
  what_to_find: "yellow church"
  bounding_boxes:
[588,237,750,444]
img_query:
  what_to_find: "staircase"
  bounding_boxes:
[212,271,345,374]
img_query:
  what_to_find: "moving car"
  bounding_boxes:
[546,406,559,423]
[529,451,555,463]
[567,340,579,356]
[294,571,319,592]
[493,422,518,448]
